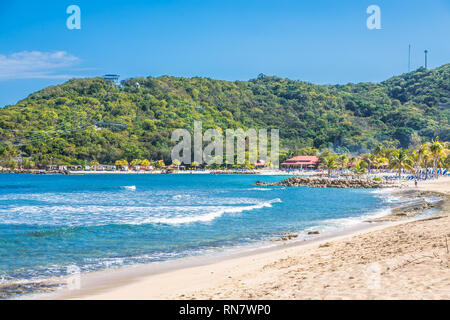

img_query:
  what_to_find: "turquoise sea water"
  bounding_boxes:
[0,173,392,297]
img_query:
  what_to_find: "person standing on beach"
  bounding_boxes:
[415,179,418,187]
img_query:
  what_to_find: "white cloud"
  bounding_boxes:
[0,51,83,80]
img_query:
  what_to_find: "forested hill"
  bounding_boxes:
[0,64,449,165]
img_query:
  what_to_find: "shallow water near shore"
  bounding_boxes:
[0,173,404,298]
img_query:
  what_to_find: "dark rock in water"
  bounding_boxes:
[0,168,70,175]
[366,198,441,222]
[0,280,61,299]
[308,231,320,235]
[255,177,392,189]
[391,200,434,215]
[281,234,298,241]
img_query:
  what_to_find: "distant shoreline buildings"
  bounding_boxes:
[281,156,320,169]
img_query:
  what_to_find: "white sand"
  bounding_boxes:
[48,177,450,300]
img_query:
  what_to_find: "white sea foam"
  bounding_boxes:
[172,194,191,200]
[122,186,136,191]
[370,188,396,194]
[0,191,259,207]
[370,188,403,204]
[423,196,442,204]
[126,198,282,225]
[310,207,393,234]
[0,198,282,227]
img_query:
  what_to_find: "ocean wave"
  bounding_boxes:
[0,198,282,227]
[248,188,272,191]
[370,188,403,204]
[423,196,442,204]
[172,194,189,200]
[0,191,259,207]
[122,186,136,191]
[125,198,282,225]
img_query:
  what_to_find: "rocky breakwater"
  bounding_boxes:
[255,176,392,189]
[0,168,70,175]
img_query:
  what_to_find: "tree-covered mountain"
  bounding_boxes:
[0,64,448,166]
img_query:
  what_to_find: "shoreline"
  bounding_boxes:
[31,178,449,300]
[0,169,305,176]
[35,219,399,300]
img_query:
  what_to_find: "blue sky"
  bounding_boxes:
[0,0,449,107]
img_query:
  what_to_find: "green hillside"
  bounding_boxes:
[0,64,449,166]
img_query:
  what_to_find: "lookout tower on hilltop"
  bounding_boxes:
[424,50,428,69]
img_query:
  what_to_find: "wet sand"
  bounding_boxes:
[42,177,450,300]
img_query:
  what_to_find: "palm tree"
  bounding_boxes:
[115,159,129,170]
[172,159,181,170]
[152,160,164,169]
[373,144,385,158]
[130,159,142,169]
[429,140,445,178]
[338,154,349,171]
[243,159,255,170]
[319,155,339,177]
[444,143,450,170]
[141,159,150,168]
[383,148,396,159]
[90,160,100,171]
[114,159,123,169]
[191,161,200,170]
[411,151,421,178]
[388,149,413,177]
[23,159,36,169]
[361,153,376,171]
[375,156,388,171]
[443,154,449,170]
[412,143,429,178]
[206,156,222,170]
[352,160,368,177]
[422,150,432,179]
[224,159,232,170]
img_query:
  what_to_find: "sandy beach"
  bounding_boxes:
[43,177,450,300]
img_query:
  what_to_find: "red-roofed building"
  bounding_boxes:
[281,156,320,169]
